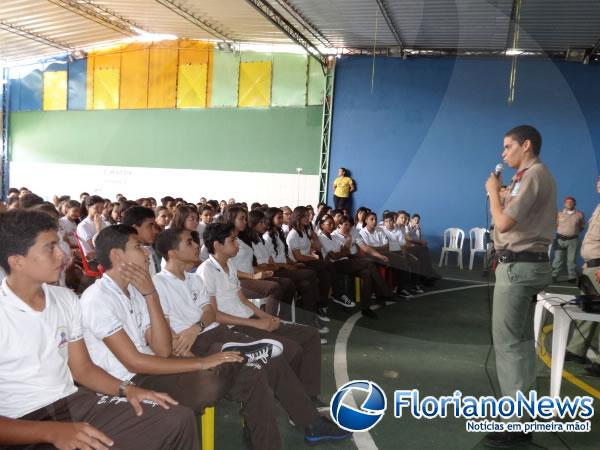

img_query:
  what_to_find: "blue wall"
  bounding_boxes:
[329,56,600,249]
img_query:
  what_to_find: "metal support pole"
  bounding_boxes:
[1,67,10,200]
[318,62,335,204]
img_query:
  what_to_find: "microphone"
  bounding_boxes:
[494,163,503,178]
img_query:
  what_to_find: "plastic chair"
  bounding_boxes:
[468,227,488,270]
[438,228,465,269]
[75,234,103,278]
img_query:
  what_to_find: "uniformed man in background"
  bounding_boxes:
[552,196,585,283]
[484,125,557,448]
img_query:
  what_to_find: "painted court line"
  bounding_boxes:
[333,284,487,450]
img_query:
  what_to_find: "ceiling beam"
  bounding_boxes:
[154,0,232,41]
[273,0,331,48]
[374,0,404,48]
[47,0,140,35]
[244,0,328,67]
[0,19,72,51]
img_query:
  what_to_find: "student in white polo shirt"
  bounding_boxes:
[121,206,161,276]
[80,224,284,450]
[198,222,327,405]
[76,195,109,258]
[57,199,80,248]
[0,210,197,449]
[154,227,351,445]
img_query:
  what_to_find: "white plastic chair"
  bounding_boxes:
[438,228,465,269]
[468,227,488,270]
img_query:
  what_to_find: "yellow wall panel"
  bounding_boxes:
[238,61,272,107]
[148,42,178,109]
[43,71,67,111]
[120,46,149,109]
[177,63,207,108]
[93,53,121,110]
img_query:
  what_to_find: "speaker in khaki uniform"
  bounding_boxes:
[551,196,585,282]
[483,125,557,449]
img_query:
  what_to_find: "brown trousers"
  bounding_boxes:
[331,256,393,308]
[4,388,197,450]
[191,325,320,428]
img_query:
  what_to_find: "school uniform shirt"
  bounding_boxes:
[146,246,161,276]
[76,217,109,256]
[153,270,219,335]
[0,280,81,418]
[196,255,254,319]
[359,227,389,248]
[0,266,6,284]
[281,223,290,237]
[252,238,272,265]
[331,229,358,255]
[286,228,312,262]
[197,222,207,246]
[263,231,288,263]
[318,232,344,259]
[380,226,405,252]
[230,238,255,274]
[200,245,210,263]
[58,216,77,243]
[80,274,153,382]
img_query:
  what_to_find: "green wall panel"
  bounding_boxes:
[241,52,273,63]
[9,107,322,174]
[211,51,240,107]
[308,57,325,105]
[272,54,308,107]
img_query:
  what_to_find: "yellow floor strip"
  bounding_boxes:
[538,324,600,399]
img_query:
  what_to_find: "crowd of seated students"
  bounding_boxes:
[0,187,441,449]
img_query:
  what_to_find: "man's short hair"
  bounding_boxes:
[8,188,19,196]
[66,200,81,210]
[203,223,234,255]
[383,212,396,222]
[397,210,410,217]
[505,125,542,156]
[122,206,155,227]
[155,228,184,261]
[0,210,58,274]
[95,225,137,270]
[20,193,45,209]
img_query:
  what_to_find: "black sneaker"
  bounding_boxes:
[304,417,352,445]
[221,339,283,369]
[483,431,532,448]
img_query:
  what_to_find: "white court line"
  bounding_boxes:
[332,284,488,450]
[442,276,490,285]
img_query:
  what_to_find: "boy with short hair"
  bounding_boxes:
[121,206,161,275]
[0,210,197,449]
[58,200,81,248]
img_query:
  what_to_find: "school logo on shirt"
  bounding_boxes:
[191,290,199,303]
[57,326,69,347]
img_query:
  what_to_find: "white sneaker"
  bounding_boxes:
[221,339,283,369]
[317,307,331,322]
[320,338,328,345]
[318,325,330,334]
[332,294,356,308]
[398,289,413,297]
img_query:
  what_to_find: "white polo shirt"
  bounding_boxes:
[359,227,389,248]
[0,266,6,283]
[281,223,290,237]
[331,230,358,255]
[76,217,109,255]
[58,216,77,244]
[380,226,405,252]
[252,238,271,265]
[0,280,80,418]
[230,238,254,274]
[286,228,312,262]
[263,231,287,263]
[196,256,253,319]
[80,274,153,381]
[153,270,219,335]
[318,232,343,259]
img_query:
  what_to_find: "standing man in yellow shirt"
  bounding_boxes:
[332,167,355,211]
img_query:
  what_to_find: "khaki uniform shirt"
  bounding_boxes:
[556,209,584,237]
[581,204,600,261]
[494,158,557,253]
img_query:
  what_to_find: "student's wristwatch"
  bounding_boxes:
[119,380,135,397]
[196,320,206,334]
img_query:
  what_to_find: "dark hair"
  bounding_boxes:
[411,213,421,219]
[265,207,289,258]
[339,167,347,175]
[58,195,70,203]
[505,125,542,156]
[95,224,137,270]
[383,212,396,222]
[226,206,252,246]
[170,205,200,245]
[80,192,90,197]
[203,222,235,255]
[365,211,377,221]
[122,206,155,227]
[20,193,45,209]
[248,209,266,245]
[200,205,213,215]
[8,187,19,195]
[106,202,122,225]
[290,206,310,238]
[0,210,58,274]
[397,210,410,218]
[250,202,262,210]
[81,195,104,218]
[33,202,59,218]
[338,215,352,226]
[354,207,370,228]
[161,196,175,206]
[155,227,185,261]
[66,199,81,210]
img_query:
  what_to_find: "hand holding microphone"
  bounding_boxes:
[485,163,503,196]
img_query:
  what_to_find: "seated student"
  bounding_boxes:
[81,225,286,450]
[409,213,422,240]
[105,202,122,225]
[281,206,293,236]
[0,210,197,449]
[359,212,414,296]
[318,216,393,318]
[170,204,202,265]
[197,204,214,246]
[198,223,325,404]
[154,206,171,231]
[354,207,370,231]
[226,206,293,316]
[153,228,350,444]
[122,206,161,276]
[58,200,81,248]
[396,210,438,283]
[76,195,109,258]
